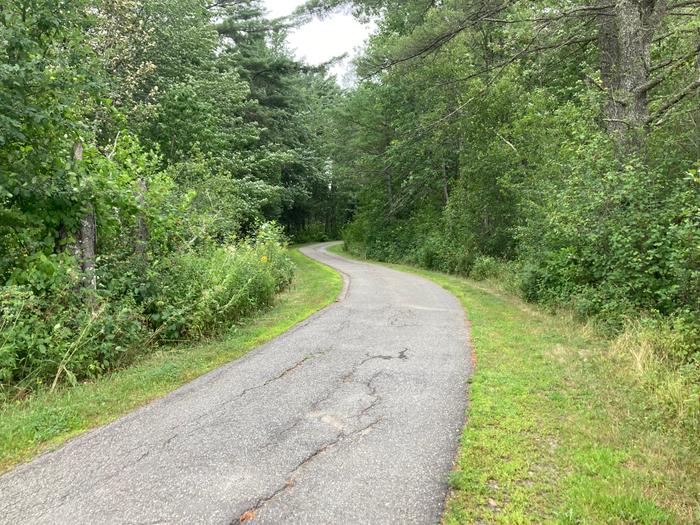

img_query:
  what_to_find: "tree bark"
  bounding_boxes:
[598,0,667,154]
[442,160,450,205]
[385,167,394,205]
[69,141,97,290]
[77,210,97,290]
[134,178,149,265]
[382,120,394,214]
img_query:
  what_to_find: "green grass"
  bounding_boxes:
[328,244,699,524]
[0,247,342,473]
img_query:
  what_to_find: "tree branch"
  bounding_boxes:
[648,75,700,124]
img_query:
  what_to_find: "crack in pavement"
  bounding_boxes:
[356,372,384,421]
[171,352,329,442]
[304,350,399,417]
[135,433,178,464]
[261,366,386,451]
[257,352,324,387]
[240,358,393,522]
[16,353,331,519]
[15,349,397,522]
[243,368,387,522]
[239,352,326,399]
[359,347,410,366]
[235,417,383,524]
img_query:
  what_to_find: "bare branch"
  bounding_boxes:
[638,44,700,93]
[648,75,700,124]
[668,0,700,8]
[482,3,615,24]
[361,1,519,77]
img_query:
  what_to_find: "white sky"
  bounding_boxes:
[263,0,373,82]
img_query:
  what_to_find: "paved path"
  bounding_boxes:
[0,243,471,524]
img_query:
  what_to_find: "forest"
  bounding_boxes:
[0,0,349,393]
[2,0,699,428]
[315,0,700,429]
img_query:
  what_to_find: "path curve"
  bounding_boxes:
[0,243,471,524]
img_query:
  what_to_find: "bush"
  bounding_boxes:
[516,157,700,323]
[148,227,294,339]
[0,224,293,394]
[293,223,330,243]
[0,283,147,392]
[470,256,501,281]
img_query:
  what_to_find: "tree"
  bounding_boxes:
[1,0,336,390]
[305,0,699,154]
[323,0,700,327]
[0,0,100,280]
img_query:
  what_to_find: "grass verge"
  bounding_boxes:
[0,247,342,473]
[328,244,699,524]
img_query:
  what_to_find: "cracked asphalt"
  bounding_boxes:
[0,243,472,524]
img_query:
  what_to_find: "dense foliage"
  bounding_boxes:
[0,0,341,393]
[3,0,699,409]
[1,229,293,388]
[310,0,700,414]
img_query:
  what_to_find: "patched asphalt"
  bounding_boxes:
[0,242,471,524]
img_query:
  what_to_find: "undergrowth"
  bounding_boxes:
[0,225,293,397]
[330,244,700,524]
[0,247,342,472]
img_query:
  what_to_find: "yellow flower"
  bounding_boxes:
[260,255,268,263]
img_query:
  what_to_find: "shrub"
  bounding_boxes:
[517,158,700,323]
[0,283,147,392]
[0,223,293,394]
[148,228,294,339]
[293,223,330,243]
[470,256,501,281]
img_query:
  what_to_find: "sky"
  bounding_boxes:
[262,0,373,82]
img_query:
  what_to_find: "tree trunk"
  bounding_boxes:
[78,210,97,290]
[135,178,149,265]
[442,160,450,205]
[382,120,394,213]
[598,3,622,131]
[598,0,666,155]
[385,168,393,205]
[69,141,97,290]
[616,0,650,150]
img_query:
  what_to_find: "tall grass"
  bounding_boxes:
[0,228,294,397]
[613,319,700,433]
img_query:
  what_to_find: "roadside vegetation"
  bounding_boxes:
[1,2,351,398]
[1,228,294,394]
[310,0,700,465]
[3,0,699,518]
[0,248,342,472]
[330,244,700,523]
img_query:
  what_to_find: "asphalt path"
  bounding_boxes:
[0,242,471,524]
